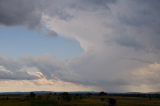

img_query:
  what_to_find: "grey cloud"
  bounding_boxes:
[128,58,153,64]
[0,0,115,28]
[0,0,73,28]
[0,56,67,81]
[62,0,160,92]
[0,65,42,80]
[1,0,160,92]
[75,0,117,10]
[118,0,160,27]
[115,36,144,50]
[21,56,64,79]
[47,30,59,36]
[83,0,116,4]
[35,0,160,92]
[0,0,42,27]
[115,0,160,52]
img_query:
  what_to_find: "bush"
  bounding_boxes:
[99,91,107,96]
[62,92,72,102]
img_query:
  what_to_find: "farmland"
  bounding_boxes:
[0,92,160,106]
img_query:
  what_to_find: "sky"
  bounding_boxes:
[0,26,82,60]
[0,0,160,92]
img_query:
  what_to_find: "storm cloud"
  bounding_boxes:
[0,0,115,27]
[0,0,42,27]
[1,0,160,92]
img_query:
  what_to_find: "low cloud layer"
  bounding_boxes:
[0,55,97,92]
[0,56,68,80]
[0,0,160,92]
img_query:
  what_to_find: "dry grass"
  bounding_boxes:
[0,94,159,106]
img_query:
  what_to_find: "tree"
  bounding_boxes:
[30,92,36,99]
[99,91,107,96]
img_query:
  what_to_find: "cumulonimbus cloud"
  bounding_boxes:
[0,0,160,92]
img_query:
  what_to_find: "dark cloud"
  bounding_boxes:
[115,36,144,50]
[79,0,117,9]
[118,0,160,27]
[1,0,160,92]
[84,0,116,4]
[0,0,115,28]
[0,0,42,27]
[100,0,160,53]
[0,0,73,28]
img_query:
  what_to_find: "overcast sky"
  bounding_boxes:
[0,0,160,92]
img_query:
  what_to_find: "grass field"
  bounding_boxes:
[0,93,160,106]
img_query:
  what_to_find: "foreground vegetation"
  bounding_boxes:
[0,92,160,106]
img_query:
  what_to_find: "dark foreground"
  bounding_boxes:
[0,92,160,106]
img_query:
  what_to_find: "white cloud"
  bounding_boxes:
[0,55,65,80]
[42,0,160,92]
[132,63,160,85]
[117,63,160,92]
[1,0,160,92]
[0,79,97,92]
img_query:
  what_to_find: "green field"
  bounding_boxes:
[0,93,160,106]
